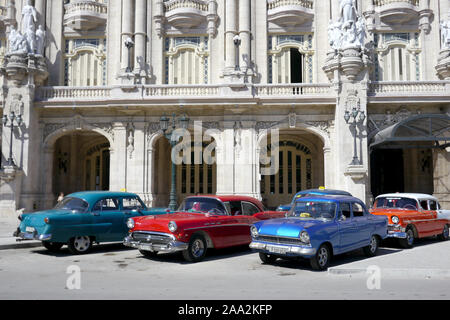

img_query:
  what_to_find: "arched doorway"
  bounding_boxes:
[52,131,110,197]
[260,131,324,209]
[370,114,450,199]
[152,134,217,208]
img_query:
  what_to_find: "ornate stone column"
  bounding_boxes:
[121,0,135,74]
[134,0,147,81]
[224,0,237,75]
[239,0,251,74]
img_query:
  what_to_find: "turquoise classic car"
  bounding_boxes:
[13,191,166,254]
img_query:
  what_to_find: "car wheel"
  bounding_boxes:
[42,241,63,252]
[363,235,379,257]
[182,234,207,263]
[399,227,414,249]
[310,244,331,271]
[68,236,92,255]
[437,224,449,241]
[259,252,277,264]
[139,249,158,258]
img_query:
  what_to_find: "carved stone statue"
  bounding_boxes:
[35,25,46,55]
[339,0,357,26]
[7,26,28,54]
[441,20,450,49]
[328,20,343,50]
[355,16,366,48]
[21,0,37,34]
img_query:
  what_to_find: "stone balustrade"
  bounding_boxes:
[254,84,332,96]
[32,82,450,104]
[368,81,450,95]
[373,0,419,6]
[36,86,112,101]
[64,0,108,30]
[164,0,209,12]
[267,0,314,10]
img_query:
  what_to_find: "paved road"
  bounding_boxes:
[0,237,449,300]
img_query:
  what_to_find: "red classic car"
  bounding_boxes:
[370,193,450,248]
[123,195,285,262]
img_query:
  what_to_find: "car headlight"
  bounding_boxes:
[300,231,310,244]
[126,218,135,229]
[168,221,177,233]
[391,216,399,224]
[250,226,259,238]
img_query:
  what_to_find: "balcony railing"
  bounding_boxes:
[373,0,419,6]
[368,81,450,95]
[267,0,314,10]
[164,0,209,12]
[64,0,107,30]
[33,82,449,105]
[267,0,314,27]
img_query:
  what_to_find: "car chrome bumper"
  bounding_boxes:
[16,232,52,241]
[123,235,188,253]
[386,232,407,239]
[386,224,407,239]
[249,241,316,258]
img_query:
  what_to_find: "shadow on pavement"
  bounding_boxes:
[137,244,254,265]
[32,242,135,257]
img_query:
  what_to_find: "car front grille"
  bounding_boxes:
[255,235,303,245]
[131,232,173,245]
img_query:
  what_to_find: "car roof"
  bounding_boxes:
[186,195,261,204]
[375,193,438,201]
[67,191,140,203]
[294,194,362,203]
[295,189,352,196]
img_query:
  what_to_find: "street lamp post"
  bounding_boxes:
[124,37,134,73]
[2,111,23,167]
[233,34,241,71]
[160,113,190,211]
[344,105,366,166]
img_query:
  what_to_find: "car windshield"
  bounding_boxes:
[54,197,89,212]
[178,197,228,215]
[374,197,418,210]
[287,200,337,220]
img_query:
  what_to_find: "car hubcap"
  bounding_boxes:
[74,236,90,252]
[407,230,414,245]
[370,237,377,253]
[318,247,328,267]
[192,239,204,258]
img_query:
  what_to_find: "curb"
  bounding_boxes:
[328,267,450,278]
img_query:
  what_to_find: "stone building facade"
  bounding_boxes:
[0,0,449,215]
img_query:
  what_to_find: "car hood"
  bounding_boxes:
[133,212,212,233]
[256,218,330,238]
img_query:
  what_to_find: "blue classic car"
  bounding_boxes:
[13,191,164,254]
[276,188,352,212]
[250,195,388,270]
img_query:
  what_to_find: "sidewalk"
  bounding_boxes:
[0,216,42,250]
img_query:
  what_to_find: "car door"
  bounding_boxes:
[337,202,359,253]
[91,197,123,242]
[351,201,371,246]
[418,199,435,236]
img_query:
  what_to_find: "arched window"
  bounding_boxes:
[374,32,421,81]
[268,34,314,84]
[64,38,107,86]
[164,36,209,84]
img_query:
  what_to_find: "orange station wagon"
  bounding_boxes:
[370,193,450,248]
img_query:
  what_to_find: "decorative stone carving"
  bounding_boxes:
[255,121,280,133]
[323,0,369,81]
[35,25,46,56]
[437,14,450,79]
[127,123,135,159]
